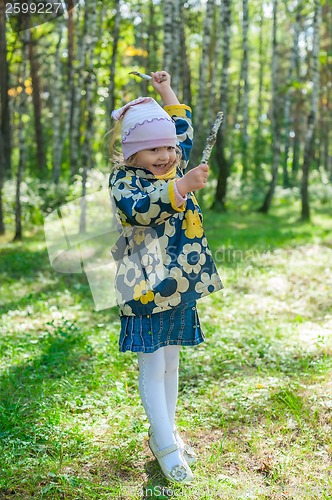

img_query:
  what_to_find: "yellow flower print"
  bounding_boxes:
[119,210,131,227]
[182,210,203,239]
[133,280,155,304]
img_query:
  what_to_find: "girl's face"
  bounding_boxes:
[133,146,177,176]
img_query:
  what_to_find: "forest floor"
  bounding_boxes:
[0,202,331,499]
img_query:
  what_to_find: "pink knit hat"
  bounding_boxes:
[111,97,177,160]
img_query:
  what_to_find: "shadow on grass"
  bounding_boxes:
[0,321,95,466]
[141,459,177,499]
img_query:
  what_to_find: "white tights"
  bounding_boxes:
[137,346,186,469]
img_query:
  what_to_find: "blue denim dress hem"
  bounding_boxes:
[119,301,204,353]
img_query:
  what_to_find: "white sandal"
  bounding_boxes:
[148,434,194,483]
[173,429,197,465]
[149,426,197,465]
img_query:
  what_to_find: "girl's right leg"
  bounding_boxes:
[137,348,188,471]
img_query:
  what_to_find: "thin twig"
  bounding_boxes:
[129,71,167,82]
[201,112,224,164]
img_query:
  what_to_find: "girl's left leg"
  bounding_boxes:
[163,345,181,432]
[137,348,188,471]
[163,345,191,454]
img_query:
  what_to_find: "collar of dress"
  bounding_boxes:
[122,165,177,181]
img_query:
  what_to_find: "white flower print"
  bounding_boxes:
[134,199,161,225]
[155,233,172,267]
[121,303,134,315]
[111,175,133,202]
[118,259,142,287]
[201,237,212,255]
[155,210,174,225]
[195,272,218,295]
[153,267,189,307]
[163,217,177,238]
[177,242,206,274]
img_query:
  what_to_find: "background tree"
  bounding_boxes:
[300,0,321,221]
[258,0,281,213]
[213,0,232,211]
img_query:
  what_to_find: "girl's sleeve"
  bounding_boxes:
[164,104,193,164]
[109,169,186,227]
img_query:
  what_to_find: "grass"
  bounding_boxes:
[0,201,331,499]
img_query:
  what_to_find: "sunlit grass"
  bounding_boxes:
[0,203,331,498]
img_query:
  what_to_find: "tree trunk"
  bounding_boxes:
[292,55,303,178]
[0,130,5,234]
[52,28,63,184]
[282,7,301,188]
[253,6,265,180]
[300,0,321,221]
[212,0,231,211]
[171,0,181,96]
[258,0,280,214]
[241,0,249,177]
[80,0,98,234]
[192,0,215,164]
[207,3,222,116]
[180,2,192,107]
[163,0,174,73]
[147,0,158,76]
[66,0,74,84]
[69,2,88,178]
[108,0,121,123]
[0,0,11,180]
[28,30,46,175]
[14,32,29,241]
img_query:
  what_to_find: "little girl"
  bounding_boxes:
[109,71,223,484]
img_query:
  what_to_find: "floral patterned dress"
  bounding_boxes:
[109,104,223,352]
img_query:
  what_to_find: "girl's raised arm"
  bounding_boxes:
[151,71,180,106]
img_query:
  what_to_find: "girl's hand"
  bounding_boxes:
[151,71,180,105]
[151,71,171,91]
[176,164,209,196]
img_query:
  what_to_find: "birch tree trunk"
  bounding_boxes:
[108,0,121,123]
[134,2,148,96]
[212,0,231,211]
[52,28,63,183]
[253,6,265,180]
[300,0,321,221]
[80,1,98,234]
[0,0,11,182]
[147,0,159,75]
[282,7,301,188]
[14,32,29,241]
[0,0,9,233]
[0,130,4,234]
[28,30,46,175]
[180,2,192,107]
[241,0,249,176]
[320,2,331,179]
[207,4,222,116]
[229,0,249,175]
[192,0,215,163]
[258,0,281,213]
[69,3,88,178]
[163,0,174,73]
[171,0,181,96]
[291,48,302,177]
